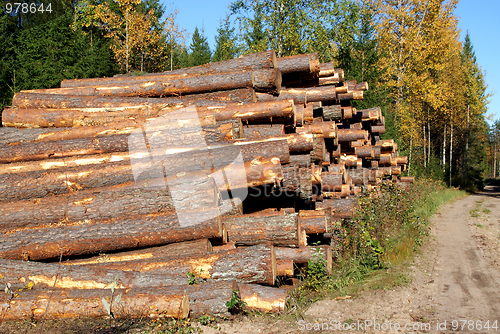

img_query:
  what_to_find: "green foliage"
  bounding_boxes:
[226,289,246,314]
[188,27,211,67]
[230,0,345,59]
[287,179,466,318]
[212,14,238,62]
[187,272,198,285]
[303,247,328,291]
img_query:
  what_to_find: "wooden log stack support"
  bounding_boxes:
[0,50,410,321]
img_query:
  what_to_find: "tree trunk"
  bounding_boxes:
[4,99,294,128]
[65,239,213,266]
[0,287,189,321]
[0,174,219,230]
[0,258,194,290]
[222,211,300,247]
[237,283,287,313]
[0,208,222,261]
[243,124,285,138]
[276,53,319,74]
[23,69,281,97]
[69,244,277,286]
[449,114,453,186]
[442,122,447,172]
[62,51,277,88]
[299,210,327,234]
[337,129,368,142]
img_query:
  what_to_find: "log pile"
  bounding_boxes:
[0,50,412,321]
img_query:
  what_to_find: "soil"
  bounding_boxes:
[200,184,500,333]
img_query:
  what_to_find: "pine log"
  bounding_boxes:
[0,137,290,178]
[213,156,284,192]
[23,68,282,97]
[0,208,222,261]
[310,136,326,163]
[68,244,277,286]
[222,211,300,247]
[318,62,335,77]
[303,103,314,122]
[395,156,408,165]
[275,245,332,275]
[0,123,246,163]
[220,197,243,216]
[65,239,213,266]
[11,92,190,109]
[337,129,369,142]
[315,198,357,218]
[298,166,313,200]
[0,174,219,230]
[322,105,342,121]
[347,168,368,186]
[276,53,319,74]
[338,154,358,167]
[318,75,340,85]
[243,124,285,138]
[238,283,287,313]
[61,51,277,88]
[399,176,415,183]
[185,280,238,318]
[337,91,363,101]
[175,88,256,103]
[355,106,381,122]
[286,133,314,152]
[371,124,386,134]
[0,288,189,321]
[289,154,311,167]
[321,172,343,192]
[354,146,375,159]
[3,99,295,128]
[296,121,337,139]
[276,258,295,277]
[0,258,194,290]
[299,210,327,234]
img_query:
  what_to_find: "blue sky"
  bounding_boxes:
[164,0,499,124]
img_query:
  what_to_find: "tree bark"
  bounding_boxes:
[0,287,189,321]
[243,124,285,139]
[222,212,300,247]
[0,174,219,230]
[64,239,213,266]
[237,283,287,313]
[0,258,194,290]
[23,69,282,97]
[299,210,327,234]
[0,208,222,261]
[276,53,319,74]
[70,244,277,286]
[61,51,277,88]
[337,129,368,142]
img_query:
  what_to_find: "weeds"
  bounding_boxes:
[287,178,466,318]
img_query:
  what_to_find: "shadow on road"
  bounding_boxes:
[474,179,500,198]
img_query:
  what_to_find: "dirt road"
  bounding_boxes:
[202,185,500,333]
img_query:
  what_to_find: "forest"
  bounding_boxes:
[0,0,498,191]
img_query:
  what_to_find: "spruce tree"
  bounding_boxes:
[212,14,237,62]
[189,27,211,67]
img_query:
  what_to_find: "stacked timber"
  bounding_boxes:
[0,50,411,322]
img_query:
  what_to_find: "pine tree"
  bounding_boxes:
[212,14,238,62]
[188,27,211,67]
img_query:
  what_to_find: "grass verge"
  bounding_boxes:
[286,178,466,319]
